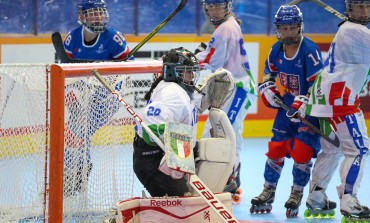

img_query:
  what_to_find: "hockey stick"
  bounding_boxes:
[51,32,95,63]
[52,0,187,63]
[92,69,239,223]
[288,0,346,21]
[126,0,187,59]
[274,96,340,147]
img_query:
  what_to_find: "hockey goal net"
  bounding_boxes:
[0,61,162,223]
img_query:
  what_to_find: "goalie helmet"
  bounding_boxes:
[202,0,233,26]
[78,0,109,33]
[162,47,200,94]
[274,5,304,45]
[345,0,370,25]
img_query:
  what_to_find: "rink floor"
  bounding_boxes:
[233,137,370,223]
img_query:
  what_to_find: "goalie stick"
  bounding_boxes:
[91,68,239,223]
[288,0,347,21]
[274,96,340,147]
[52,0,187,63]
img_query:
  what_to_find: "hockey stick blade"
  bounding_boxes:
[288,0,346,21]
[127,0,187,58]
[51,32,96,63]
[274,96,340,147]
[91,68,239,223]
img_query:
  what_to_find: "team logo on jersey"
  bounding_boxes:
[288,75,299,90]
[295,59,302,68]
[169,132,191,158]
[96,44,107,54]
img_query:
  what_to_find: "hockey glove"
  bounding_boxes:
[158,155,185,179]
[286,95,309,122]
[194,42,207,55]
[258,81,283,109]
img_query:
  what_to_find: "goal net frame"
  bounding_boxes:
[0,61,162,223]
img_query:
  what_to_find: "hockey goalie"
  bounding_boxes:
[107,68,237,223]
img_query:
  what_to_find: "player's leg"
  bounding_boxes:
[286,115,320,217]
[133,134,190,197]
[305,118,340,217]
[250,109,293,213]
[334,113,370,217]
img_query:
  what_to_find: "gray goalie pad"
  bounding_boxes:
[195,107,236,193]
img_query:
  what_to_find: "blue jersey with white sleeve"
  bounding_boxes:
[64,26,130,60]
[264,37,323,96]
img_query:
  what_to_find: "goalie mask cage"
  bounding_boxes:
[0,61,162,223]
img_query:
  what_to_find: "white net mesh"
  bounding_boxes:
[0,63,153,222]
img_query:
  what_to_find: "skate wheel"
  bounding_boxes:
[328,210,336,218]
[286,209,290,218]
[236,188,243,195]
[266,208,271,213]
[249,205,255,214]
[312,212,320,218]
[319,213,328,218]
[303,209,311,219]
[232,194,241,204]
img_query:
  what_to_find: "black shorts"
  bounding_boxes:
[133,134,190,197]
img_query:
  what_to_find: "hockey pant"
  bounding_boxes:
[133,134,190,197]
[263,101,320,188]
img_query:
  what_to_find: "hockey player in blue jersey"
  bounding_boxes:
[64,0,130,60]
[62,0,131,196]
[249,5,332,218]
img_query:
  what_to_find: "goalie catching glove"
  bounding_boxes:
[194,68,235,114]
[286,95,308,122]
[258,81,283,109]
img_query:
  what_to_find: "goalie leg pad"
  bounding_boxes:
[195,108,236,193]
[115,192,232,223]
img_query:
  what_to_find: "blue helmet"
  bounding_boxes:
[78,0,109,33]
[274,5,304,45]
[345,0,370,25]
[202,0,233,26]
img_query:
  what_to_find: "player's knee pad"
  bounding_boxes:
[264,158,285,184]
[266,139,292,159]
[290,138,314,163]
[293,161,312,187]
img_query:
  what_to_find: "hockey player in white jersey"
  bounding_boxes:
[306,0,370,221]
[195,0,257,203]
